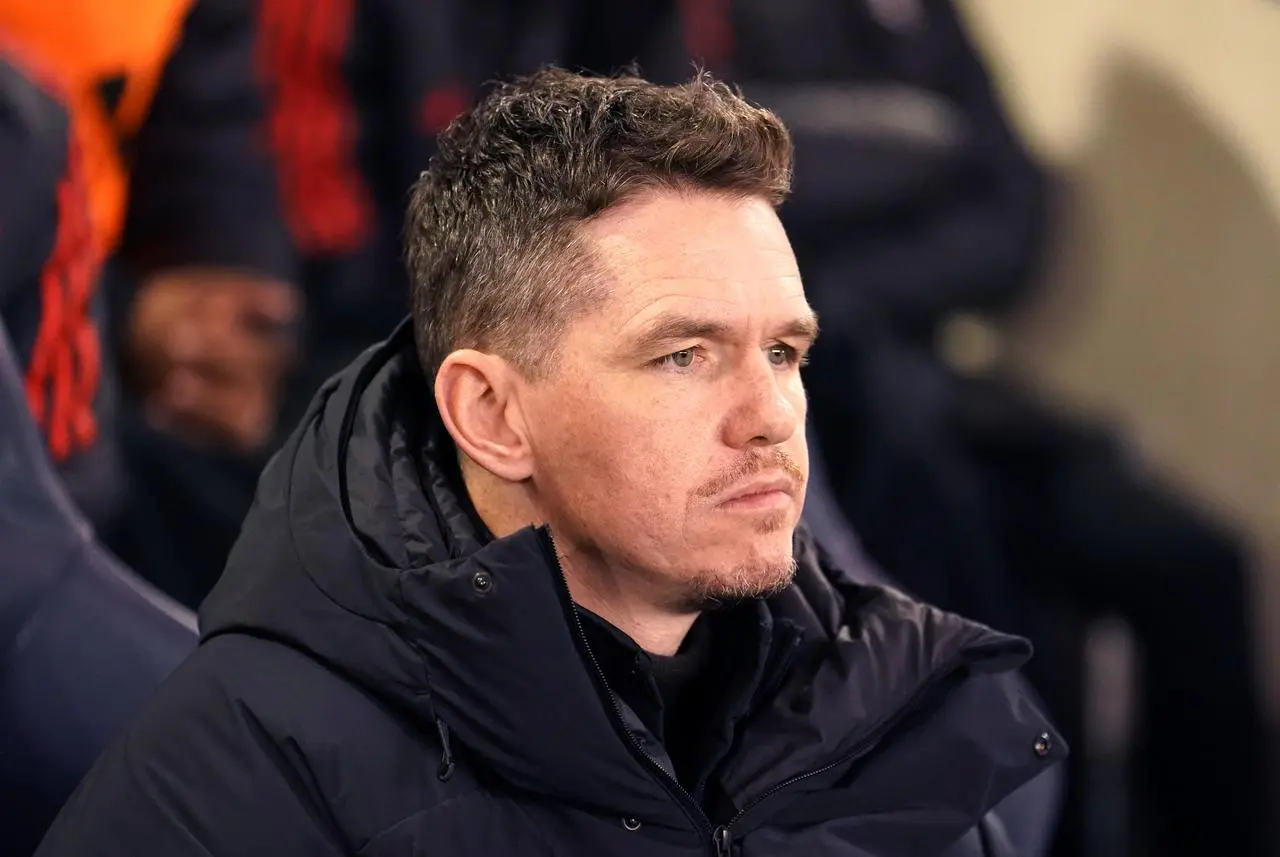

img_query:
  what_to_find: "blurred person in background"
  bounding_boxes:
[0,0,299,606]
[0,42,197,856]
[253,0,572,423]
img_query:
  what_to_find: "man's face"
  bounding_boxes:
[518,190,815,610]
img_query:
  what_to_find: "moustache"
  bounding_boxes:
[695,449,806,500]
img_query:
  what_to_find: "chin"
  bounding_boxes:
[676,537,798,611]
[747,534,797,569]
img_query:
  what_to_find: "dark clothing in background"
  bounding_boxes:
[113,0,296,284]
[968,405,1269,857]
[255,0,1046,354]
[99,0,298,600]
[0,49,122,529]
[36,322,1065,857]
[837,373,1271,857]
[256,0,573,373]
[0,317,196,857]
[574,0,1049,334]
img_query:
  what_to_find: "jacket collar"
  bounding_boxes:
[202,321,1064,836]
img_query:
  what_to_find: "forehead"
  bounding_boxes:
[579,191,809,331]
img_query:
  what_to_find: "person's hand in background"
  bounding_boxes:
[126,268,300,451]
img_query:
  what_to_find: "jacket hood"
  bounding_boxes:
[201,320,1063,838]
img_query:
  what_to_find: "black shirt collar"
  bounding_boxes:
[576,601,778,798]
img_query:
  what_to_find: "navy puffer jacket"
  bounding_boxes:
[37,323,1065,857]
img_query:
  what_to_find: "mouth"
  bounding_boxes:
[716,476,798,511]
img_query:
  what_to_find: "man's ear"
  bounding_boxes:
[434,350,533,482]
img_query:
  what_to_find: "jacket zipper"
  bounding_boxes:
[712,824,734,857]
[540,528,969,857]
[539,532,724,855]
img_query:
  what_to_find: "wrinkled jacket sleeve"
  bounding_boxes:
[120,0,296,282]
[34,679,346,857]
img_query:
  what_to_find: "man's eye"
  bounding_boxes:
[657,348,697,369]
[768,344,802,366]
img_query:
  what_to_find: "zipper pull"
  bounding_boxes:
[712,825,733,857]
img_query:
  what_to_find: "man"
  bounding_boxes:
[37,70,1064,857]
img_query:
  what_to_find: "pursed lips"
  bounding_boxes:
[716,473,800,507]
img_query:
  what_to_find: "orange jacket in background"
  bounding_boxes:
[0,0,194,254]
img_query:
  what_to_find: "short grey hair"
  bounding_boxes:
[404,67,793,382]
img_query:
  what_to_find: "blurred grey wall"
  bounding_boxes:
[959,0,1280,714]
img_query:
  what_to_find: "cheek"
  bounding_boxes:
[784,380,809,452]
[787,375,808,419]
[534,390,704,517]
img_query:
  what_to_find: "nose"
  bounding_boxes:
[721,354,802,449]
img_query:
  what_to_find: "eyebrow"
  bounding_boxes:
[627,311,820,351]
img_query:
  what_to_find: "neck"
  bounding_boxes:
[559,550,699,656]
[462,458,698,656]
